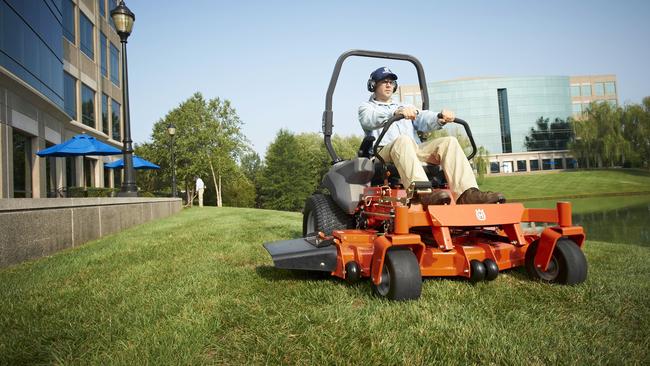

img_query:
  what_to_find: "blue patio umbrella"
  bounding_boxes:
[36,134,122,190]
[105,155,160,170]
[37,134,122,157]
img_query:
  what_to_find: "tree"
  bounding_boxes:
[138,92,252,206]
[259,130,363,211]
[571,102,630,168]
[240,151,264,208]
[473,146,489,185]
[621,99,650,168]
[571,118,597,168]
[524,117,574,151]
[133,142,163,193]
[259,130,314,211]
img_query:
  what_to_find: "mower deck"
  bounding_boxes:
[264,200,586,287]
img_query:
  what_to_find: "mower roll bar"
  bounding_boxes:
[374,114,478,164]
[322,50,430,164]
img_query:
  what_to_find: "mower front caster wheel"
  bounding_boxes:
[345,261,361,284]
[484,259,499,281]
[525,238,588,285]
[469,260,486,283]
[373,249,422,301]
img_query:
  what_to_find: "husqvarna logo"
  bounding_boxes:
[475,209,486,221]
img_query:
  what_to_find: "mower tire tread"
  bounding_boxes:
[525,238,588,285]
[373,248,422,301]
[302,193,354,236]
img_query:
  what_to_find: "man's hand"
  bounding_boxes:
[395,106,418,120]
[438,109,455,124]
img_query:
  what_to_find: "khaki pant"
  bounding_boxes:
[378,135,477,199]
[198,188,204,207]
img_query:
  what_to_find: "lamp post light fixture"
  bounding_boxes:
[111,1,138,197]
[167,123,177,198]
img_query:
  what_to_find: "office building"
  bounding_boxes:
[1,0,124,198]
[398,75,618,174]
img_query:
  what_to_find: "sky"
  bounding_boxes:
[123,0,650,156]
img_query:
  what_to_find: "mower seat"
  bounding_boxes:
[358,135,447,188]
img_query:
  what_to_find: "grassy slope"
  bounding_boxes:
[1,207,649,365]
[479,169,650,200]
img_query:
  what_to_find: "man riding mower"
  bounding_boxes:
[263,50,588,301]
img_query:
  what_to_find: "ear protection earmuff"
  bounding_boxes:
[367,78,398,93]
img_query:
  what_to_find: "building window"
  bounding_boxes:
[102,94,110,135]
[0,1,65,110]
[566,158,576,169]
[80,13,94,60]
[113,169,122,188]
[529,159,540,171]
[45,142,56,196]
[112,99,121,141]
[414,94,422,109]
[13,130,32,198]
[497,88,512,153]
[99,0,106,17]
[570,85,580,97]
[517,160,527,172]
[110,43,120,86]
[605,82,616,95]
[100,33,108,78]
[84,157,95,187]
[104,167,111,188]
[108,0,117,30]
[542,159,553,170]
[554,158,563,169]
[81,84,96,128]
[490,162,500,174]
[607,99,617,108]
[63,0,75,43]
[583,102,591,112]
[66,156,77,188]
[64,72,77,119]
[572,103,582,115]
[594,82,604,96]
[581,84,591,97]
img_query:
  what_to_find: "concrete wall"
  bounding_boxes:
[0,197,182,268]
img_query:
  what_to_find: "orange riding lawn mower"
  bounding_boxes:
[263,50,588,300]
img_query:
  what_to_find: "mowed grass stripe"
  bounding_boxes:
[1,206,649,365]
[480,169,650,200]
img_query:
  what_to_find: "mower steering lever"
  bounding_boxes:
[373,113,478,162]
[373,113,405,164]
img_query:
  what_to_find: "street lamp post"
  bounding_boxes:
[167,123,177,197]
[111,1,138,197]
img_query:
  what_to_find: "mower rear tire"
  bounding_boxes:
[373,248,422,301]
[302,193,354,236]
[525,238,587,285]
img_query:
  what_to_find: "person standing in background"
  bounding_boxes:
[195,176,205,207]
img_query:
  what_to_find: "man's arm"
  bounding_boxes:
[412,109,455,132]
[358,102,392,131]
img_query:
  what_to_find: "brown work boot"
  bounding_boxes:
[457,187,506,204]
[419,190,451,206]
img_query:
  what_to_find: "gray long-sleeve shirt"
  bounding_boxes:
[358,96,443,146]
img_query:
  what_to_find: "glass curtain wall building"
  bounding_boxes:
[0,0,125,198]
[398,75,617,174]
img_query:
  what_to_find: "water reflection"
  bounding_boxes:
[523,195,650,247]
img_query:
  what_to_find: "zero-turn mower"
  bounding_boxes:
[263,50,588,300]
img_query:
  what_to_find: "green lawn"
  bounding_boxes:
[1,207,649,365]
[479,169,650,200]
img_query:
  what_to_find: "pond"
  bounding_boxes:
[522,195,650,247]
